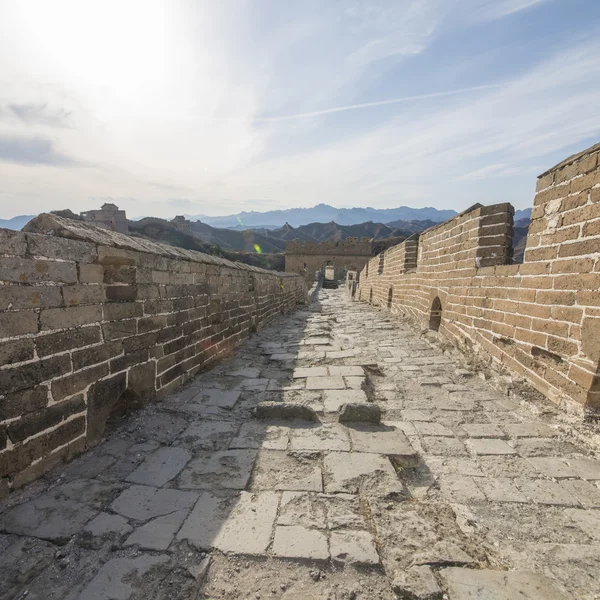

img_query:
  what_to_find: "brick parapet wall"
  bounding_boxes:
[0,214,306,494]
[355,143,600,413]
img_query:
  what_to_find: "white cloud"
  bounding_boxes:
[0,0,594,219]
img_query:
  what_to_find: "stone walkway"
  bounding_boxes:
[1,289,600,599]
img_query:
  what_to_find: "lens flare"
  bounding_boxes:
[254,244,262,254]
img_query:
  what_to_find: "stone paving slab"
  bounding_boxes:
[111,485,199,520]
[229,422,289,450]
[177,449,258,490]
[251,450,323,492]
[305,376,346,390]
[441,567,568,599]
[323,451,401,494]
[213,491,279,555]
[79,554,169,600]
[126,447,191,487]
[272,525,329,560]
[289,423,351,451]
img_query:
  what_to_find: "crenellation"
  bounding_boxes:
[354,142,600,414]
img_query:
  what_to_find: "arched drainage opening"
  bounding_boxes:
[369,288,373,304]
[387,287,393,309]
[429,296,442,331]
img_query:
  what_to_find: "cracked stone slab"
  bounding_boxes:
[565,508,600,541]
[278,492,327,528]
[440,568,567,600]
[251,450,323,492]
[330,530,379,565]
[289,423,351,451]
[516,479,579,507]
[292,366,328,378]
[412,540,476,567]
[0,480,122,542]
[84,512,133,537]
[321,493,365,529]
[421,436,468,456]
[328,366,365,377]
[124,508,190,550]
[229,422,290,450]
[504,422,557,438]
[272,525,329,560]
[323,451,402,495]
[392,565,442,600]
[527,457,577,479]
[126,447,191,487]
[214,491,279,555]
[230,367,262,378]
[344,376,366,389]
[111,485,199,521]
[560,479,600,508]
[79,554,169,600]
[438,476,486,503]
[177,449,258,490]
[468,438,516,456]
[569,458,600,480]
[305,376,346,390]
[177,491,237,550]
[176,420,239,450]
[348,424,417,463]
[477,478,527,503]
[413,422,455,437]
[189,388,242,409]
[323,389,368,413]
[461,423,505,438]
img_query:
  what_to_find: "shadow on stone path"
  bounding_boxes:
[1,289,599,599]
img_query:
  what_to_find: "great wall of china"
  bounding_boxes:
[0,143,598,496]
[353,143,600,414]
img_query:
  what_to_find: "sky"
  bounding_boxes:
[0,0,599,219]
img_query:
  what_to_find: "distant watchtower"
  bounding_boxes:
[285,238,373,282]
[80,203,128,234]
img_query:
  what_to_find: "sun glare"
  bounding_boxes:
[15,0,170,113]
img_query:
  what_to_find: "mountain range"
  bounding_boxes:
[0,205,532,232]
[184,204,458,229]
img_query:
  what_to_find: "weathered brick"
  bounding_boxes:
[40,305,102,330]
[558,239,600,258]
[0,355,71,395]
[6,395,86,444]
[582,219,600,238]
[36,326,101,357]
[51,363,109,400]
[105,285,137,302]
[103,265,136,284]
[0,310,38,338]
[0,387,48,420]
[535,290,576,306]
[0,257,77,284]
[71,340,122,371]
[109,349,148,373]
[0,416,86,478]
[63,284,106,306]
[102,319,137,340]
[138,314,167,333]
[27,234,96,262]
[0,285,63,310]
[102,302,143,321]
[0,229,27,255]
[79,263,104,283]
[0,338,35,365]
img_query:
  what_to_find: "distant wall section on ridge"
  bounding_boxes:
[285,237,373,281]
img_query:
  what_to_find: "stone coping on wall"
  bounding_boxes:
[539,141,600,177]
[23,213,297,277]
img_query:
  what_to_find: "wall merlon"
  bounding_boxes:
[353,142,600,414]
